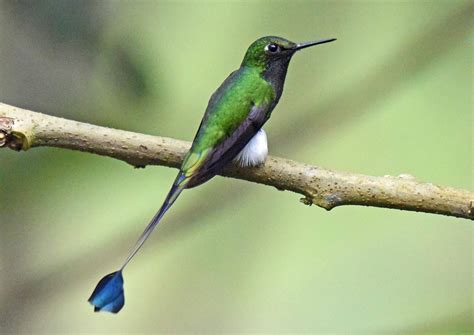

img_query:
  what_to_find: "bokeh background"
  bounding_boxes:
[0,0,472,333]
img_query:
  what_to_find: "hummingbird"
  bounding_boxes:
[88,35,336,313]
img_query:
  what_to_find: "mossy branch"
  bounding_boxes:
[0,102,472,220]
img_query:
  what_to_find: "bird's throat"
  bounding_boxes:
[262,56,292,106]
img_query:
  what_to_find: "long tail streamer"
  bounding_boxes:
[88,173,187,313]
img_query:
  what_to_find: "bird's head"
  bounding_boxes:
[241,36,336,70]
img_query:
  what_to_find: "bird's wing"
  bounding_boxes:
[183,102,270,188]
[179,67,275,188]
[201,70,238,123]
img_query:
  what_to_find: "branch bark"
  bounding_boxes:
[0,102,472,220]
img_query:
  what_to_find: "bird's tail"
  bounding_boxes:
[88,172,188,313]
[120,172,188,270]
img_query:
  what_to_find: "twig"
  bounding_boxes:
[0,102,472,220]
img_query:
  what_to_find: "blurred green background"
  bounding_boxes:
[0,0,472,333]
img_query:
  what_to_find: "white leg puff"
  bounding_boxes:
[234,128,268,167]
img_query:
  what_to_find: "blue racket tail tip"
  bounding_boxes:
[88,270,125,313]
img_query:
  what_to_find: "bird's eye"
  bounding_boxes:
[266,43,279,53]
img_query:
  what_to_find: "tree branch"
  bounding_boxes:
[0,102,472,220]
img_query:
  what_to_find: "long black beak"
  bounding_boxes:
[295,38,336,51]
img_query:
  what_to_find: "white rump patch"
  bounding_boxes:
[234,128,268,167]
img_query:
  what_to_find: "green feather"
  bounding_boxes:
[182,66,274,176]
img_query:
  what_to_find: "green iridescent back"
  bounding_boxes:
[182,66,275,175]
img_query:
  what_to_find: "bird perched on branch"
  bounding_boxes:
[88,35,336,313]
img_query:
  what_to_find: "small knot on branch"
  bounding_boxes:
[0,117,14,148]
[0,117,28,151]
[300,196,313,206]
[300,193,343,211]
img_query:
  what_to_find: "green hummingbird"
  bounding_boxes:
[88,35,336,313]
